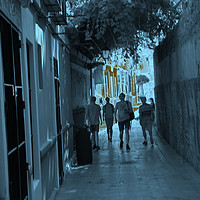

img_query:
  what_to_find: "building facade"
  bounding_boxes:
[95,60,139,111]
[0,0,91,199]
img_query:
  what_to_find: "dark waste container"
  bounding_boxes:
[76,126,92,165]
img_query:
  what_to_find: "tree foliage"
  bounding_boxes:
[66,0,187,58]
[136,74,149,85]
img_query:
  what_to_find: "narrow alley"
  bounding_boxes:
[1,1,200,200]
[56,121,200,200]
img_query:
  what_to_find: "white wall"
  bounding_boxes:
[154,0,200,172]
[21,7,43,199]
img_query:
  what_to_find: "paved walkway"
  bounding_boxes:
[55,121,200,200]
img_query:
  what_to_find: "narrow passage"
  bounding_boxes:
[56,121,200,200]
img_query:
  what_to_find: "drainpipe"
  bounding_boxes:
[90,68,93,96]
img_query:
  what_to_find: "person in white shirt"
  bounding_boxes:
[115,93,133,150]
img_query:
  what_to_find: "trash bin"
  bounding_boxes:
[76,126,92,165]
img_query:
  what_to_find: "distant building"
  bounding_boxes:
[94,49,154,115]
[95,60,139,112]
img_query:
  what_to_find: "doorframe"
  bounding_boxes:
[0,20,10,200]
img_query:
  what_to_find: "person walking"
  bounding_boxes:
[150,97,156,125]
[150,98,155,111]
[86,96,102,150]
[103,97,114,142]
[114,93,133,150]
[139,96,154,147]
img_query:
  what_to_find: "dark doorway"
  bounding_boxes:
[53,57,63,184]
[0,16,28,200]
[26,41,35,179]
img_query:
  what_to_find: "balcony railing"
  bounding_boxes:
[50,0,66,25]
[43,0,67,25]
[43,0,62,12]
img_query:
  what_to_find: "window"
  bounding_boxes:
[121,72,124,93]
[129,75,132,93]
[37,43,43,89]
[35,24,44,89]
[110,76,113,96]
[105,76,108,97]
[114,77,117,97]
[117,74,120,94]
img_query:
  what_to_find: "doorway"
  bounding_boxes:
[53,57,63,184]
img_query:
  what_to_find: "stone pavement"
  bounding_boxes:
[55,121,200,200]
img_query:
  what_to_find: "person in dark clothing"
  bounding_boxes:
[150,98,155,111]
[150,97,155,124]
[86,96,102,150]
[103,97,114,142]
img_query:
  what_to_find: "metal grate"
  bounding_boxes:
[1,16,28,200]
